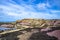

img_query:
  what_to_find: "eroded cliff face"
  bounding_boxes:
[15,19,60,29]
[0,19,60,29]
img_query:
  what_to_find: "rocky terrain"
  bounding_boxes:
[0,19,60,40]
[0,19,60,29]
[15,19,60,28]
[0,28,59,40]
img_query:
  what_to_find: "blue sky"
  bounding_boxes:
[0,0,60,22]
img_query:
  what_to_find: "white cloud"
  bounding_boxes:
[50,10,60,13]
[0,0,60,21]
[36,3,51,10]
[37,3,46,9]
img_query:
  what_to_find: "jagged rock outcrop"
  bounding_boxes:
[15,19,60,29]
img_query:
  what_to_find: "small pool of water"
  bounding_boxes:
[0,26,16,31]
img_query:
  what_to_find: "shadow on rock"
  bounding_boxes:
[28,32,58,40]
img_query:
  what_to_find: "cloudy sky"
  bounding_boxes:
[0,0,60,22]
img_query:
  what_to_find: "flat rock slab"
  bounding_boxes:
[47,30,60,40]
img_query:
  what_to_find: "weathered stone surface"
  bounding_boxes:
[0,24,14,28]
[41,27,52,32]
[47,30,60,40]
[0,28,58,40]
